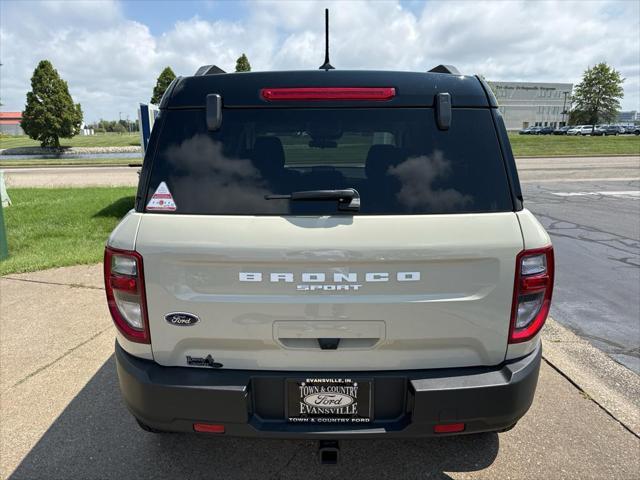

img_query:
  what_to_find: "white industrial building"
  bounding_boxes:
[487,81,573,131]
[617,111,639,123]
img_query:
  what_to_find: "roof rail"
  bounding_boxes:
[194,65,226,76]
[428,65,461,75]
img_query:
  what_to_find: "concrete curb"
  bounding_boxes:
[542,317,640,436]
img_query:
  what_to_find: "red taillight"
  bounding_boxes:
[109,275,137,292]
[509,246,554,343]
[104,247,150,344]
[193,423,225,433]
[434,423,465,433]
[260,87,396,101]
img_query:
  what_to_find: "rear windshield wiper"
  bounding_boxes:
[265,188,360,212]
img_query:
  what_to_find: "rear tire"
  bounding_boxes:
[135,418,170,434]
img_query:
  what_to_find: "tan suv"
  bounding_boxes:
[105,65,554,452]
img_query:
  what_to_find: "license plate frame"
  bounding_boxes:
[286,377,373,424]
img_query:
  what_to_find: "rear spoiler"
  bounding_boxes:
[163,70,493,110]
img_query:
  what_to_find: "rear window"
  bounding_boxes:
[143,108,513,215]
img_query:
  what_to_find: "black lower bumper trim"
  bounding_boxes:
[115,341,541,438]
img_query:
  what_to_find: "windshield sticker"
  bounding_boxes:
[147,181,177,211]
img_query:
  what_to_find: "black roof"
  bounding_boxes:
[163,69,496,109]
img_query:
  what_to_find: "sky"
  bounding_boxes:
[1,0,638,122]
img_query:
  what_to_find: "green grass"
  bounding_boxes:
[0,157,141,167]
[0,133,140,149]
[508,133,640,157]
[0,187,136,275]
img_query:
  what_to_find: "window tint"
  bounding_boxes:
[144,108,513,215]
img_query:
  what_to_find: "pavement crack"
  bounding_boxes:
[7,326,112,391]
[2,276,104,290]
[271,444,304,478]
[541,357,640,440]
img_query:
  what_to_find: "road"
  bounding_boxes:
[3,165,139,188]
[516,155,639,182]
[523,179,640,373]
[2,155,640,374]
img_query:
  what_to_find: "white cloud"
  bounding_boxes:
[0,0,638,121]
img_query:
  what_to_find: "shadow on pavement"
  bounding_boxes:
[10,356,499,480]
[93,196,135,218]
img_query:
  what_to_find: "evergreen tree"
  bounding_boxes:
[151,67,176,105]
[571,63,624,124]
[21,60,83,148]
[235,54,251,72]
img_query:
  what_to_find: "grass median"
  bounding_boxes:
[0,187,136,275]
[0,133,139,149]
[508,133,640,156]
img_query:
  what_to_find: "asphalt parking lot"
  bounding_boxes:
[523,178,640,373]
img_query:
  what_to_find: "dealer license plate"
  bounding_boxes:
[286,378,373,424]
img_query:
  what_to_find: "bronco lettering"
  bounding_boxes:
[239,271,420,282]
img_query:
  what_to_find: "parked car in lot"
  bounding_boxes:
[624,125,640,135]
[553,126,571,135]
[105,65,554,447]
[568,125,594,136]
[519,126,551,135]
[529,125,553,135]
[590,126,607,136]
[600,125,622,136]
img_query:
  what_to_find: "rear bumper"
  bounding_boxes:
[115,341,541,438]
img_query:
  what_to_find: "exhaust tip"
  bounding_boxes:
[318,440,340,465]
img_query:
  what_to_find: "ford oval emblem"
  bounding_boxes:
[303,393,354,409]
[165,312,200,326]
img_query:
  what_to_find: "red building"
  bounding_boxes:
[0,112,24,135]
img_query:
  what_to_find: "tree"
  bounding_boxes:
[21,60,83,148]
[570,63,624,125]
[568,110,590,125]
[235,54,251,72]
[151,67,176,105]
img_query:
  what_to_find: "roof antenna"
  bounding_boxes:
[319,8,334,70]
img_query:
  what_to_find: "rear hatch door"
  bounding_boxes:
[136,104,522,370]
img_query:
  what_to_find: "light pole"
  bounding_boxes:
[562,91,569,126]
[0,61,9,260]
[0,199,8,260]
